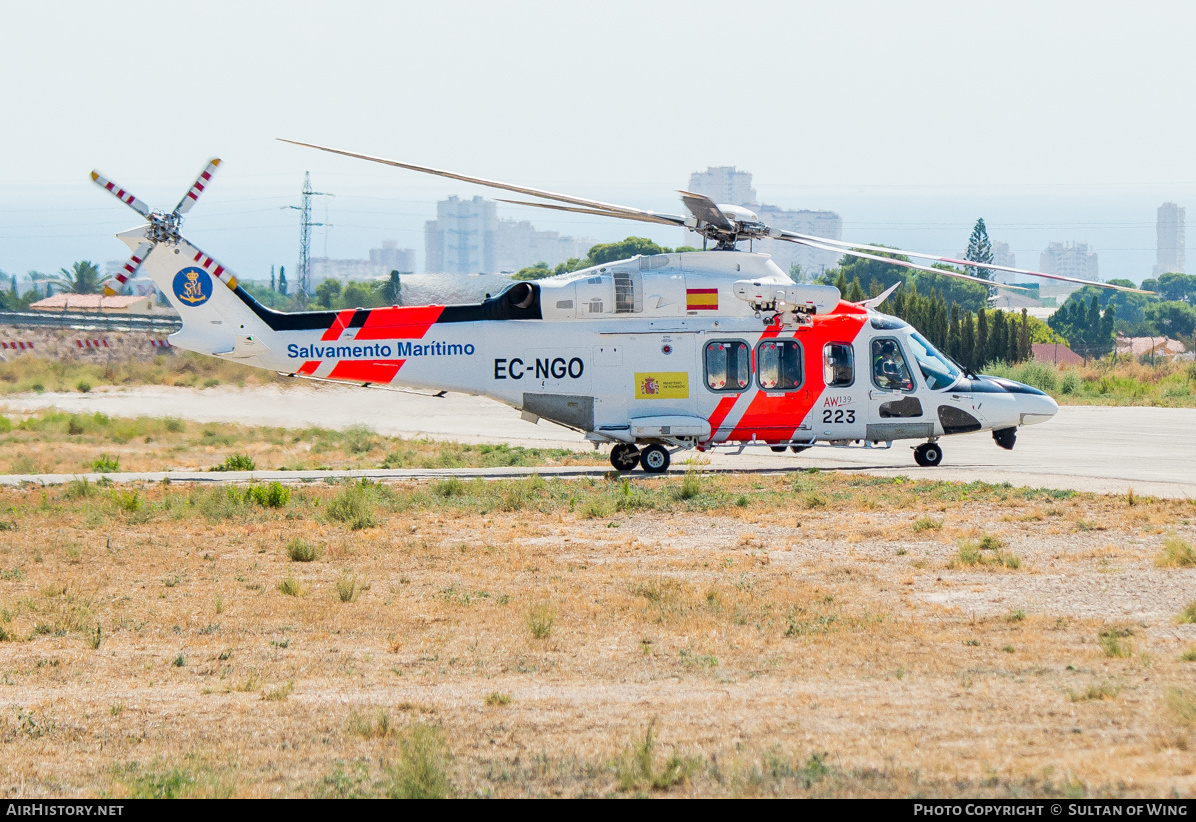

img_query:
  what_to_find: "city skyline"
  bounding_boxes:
[2,3,1193,285]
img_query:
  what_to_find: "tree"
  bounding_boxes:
[513,262,553,281]
[270,265,276,292]
[51,260,110,294]
[965,218,993,280]
[313,278,342,309]
[383,270,403,305]
[278,266,288,296]
[586,237,669,265]
[788,262,804,283]
[1144,301,1196,340]
[1155,272,1196,304]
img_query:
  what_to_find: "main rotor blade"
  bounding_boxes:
[494,198,685,228]
[677,190,735,231]
[778,230,1153,295]
[279,139,687,224]
[175,158,222,216]
[782,235,1032,292]
[90,170,152,218]
[103,241,155,296]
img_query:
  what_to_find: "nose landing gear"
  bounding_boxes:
[913,441,943,467]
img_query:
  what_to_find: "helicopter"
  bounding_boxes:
[90,144,1151,473]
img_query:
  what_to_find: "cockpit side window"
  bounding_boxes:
[906,331,962,391]
[705,341,750,392]
[823,343,854,387]
[871,338,915,392]
[757,340,803,391]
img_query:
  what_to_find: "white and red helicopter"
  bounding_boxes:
[91,144,1150,473]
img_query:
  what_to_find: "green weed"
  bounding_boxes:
[1157,534,1196,567]
[615,719,697,793]
[286,538,321,563]
[385,724,453,799]
[526,602,555,639]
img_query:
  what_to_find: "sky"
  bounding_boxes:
[1,0,1193,283]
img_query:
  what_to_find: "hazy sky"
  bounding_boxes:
[2,0,1193,281]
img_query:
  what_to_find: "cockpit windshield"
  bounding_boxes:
[906,332,962,390]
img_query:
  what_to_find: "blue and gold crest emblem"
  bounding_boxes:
[172,266,213,307]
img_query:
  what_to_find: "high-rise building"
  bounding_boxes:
[1040,241,1098,286]
[309,241,416,283]
[992,241,1016,269]
[425,196,497,275]
[370,240,415,274]
[1154,202,1186,276]
[425,196,593,274]
[684,166,842,278]
[687,166,757,210]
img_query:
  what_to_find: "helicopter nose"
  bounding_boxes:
[1012,384,1058,426]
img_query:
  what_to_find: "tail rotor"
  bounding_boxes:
[90,158,224,296]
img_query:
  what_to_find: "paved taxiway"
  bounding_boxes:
[2,385,1193,497]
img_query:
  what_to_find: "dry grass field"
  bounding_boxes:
[0,410,604,475]
[0,470,1194,798]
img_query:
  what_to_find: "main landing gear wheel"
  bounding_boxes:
[790,444,811,454]
[913,442,943,467]
[610,443,641,472]
[770,445,788,453]
[639,444,671,474]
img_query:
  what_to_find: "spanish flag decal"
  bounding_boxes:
[686,288,718,310]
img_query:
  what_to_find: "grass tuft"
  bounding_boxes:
[526,602,555,639]
[327,482,377,530]
[1099,626,1134,658]
[951,534,1021,570]
[213,453,256,472]
[913,516,944,532]
[278,575,304,597]
[1156,534,1196,568]
[286,538,321,563]
[91,454,120,473]
[485,692,512,707]
[1178,601,1196,625]
[336,572,361,603]
[615,719,697,793]
[347,708,393,738]
[385,723,453,799]
[1068,680,1122,702]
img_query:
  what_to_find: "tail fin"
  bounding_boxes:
[126,227,272,358]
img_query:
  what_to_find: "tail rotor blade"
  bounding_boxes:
[90,170,152,218]
[174,158,222,215]
[103,242,155,296]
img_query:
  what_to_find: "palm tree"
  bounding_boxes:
[51,261,111,295]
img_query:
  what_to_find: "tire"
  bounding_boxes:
[639,444,671,474]
[790,444,811,454]
[770,445,788,453]
[609,443,640,472]
[914,442,943,467]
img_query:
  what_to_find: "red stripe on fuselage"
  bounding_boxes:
[352,305,445,340]
[297,360,320,376]
[326,359,405,383]
[720,304,868,443]
[321,309,356,341]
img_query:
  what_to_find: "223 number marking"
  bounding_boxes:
[822,409,856,424]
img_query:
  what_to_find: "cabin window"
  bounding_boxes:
[871,338,916,392]
[705,341,750,392]
[757,340,803,391]
[823,343,854,387]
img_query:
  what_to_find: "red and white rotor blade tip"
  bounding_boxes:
[90,170,152,218]
[103,242,155,296]
[174,158,222,216]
